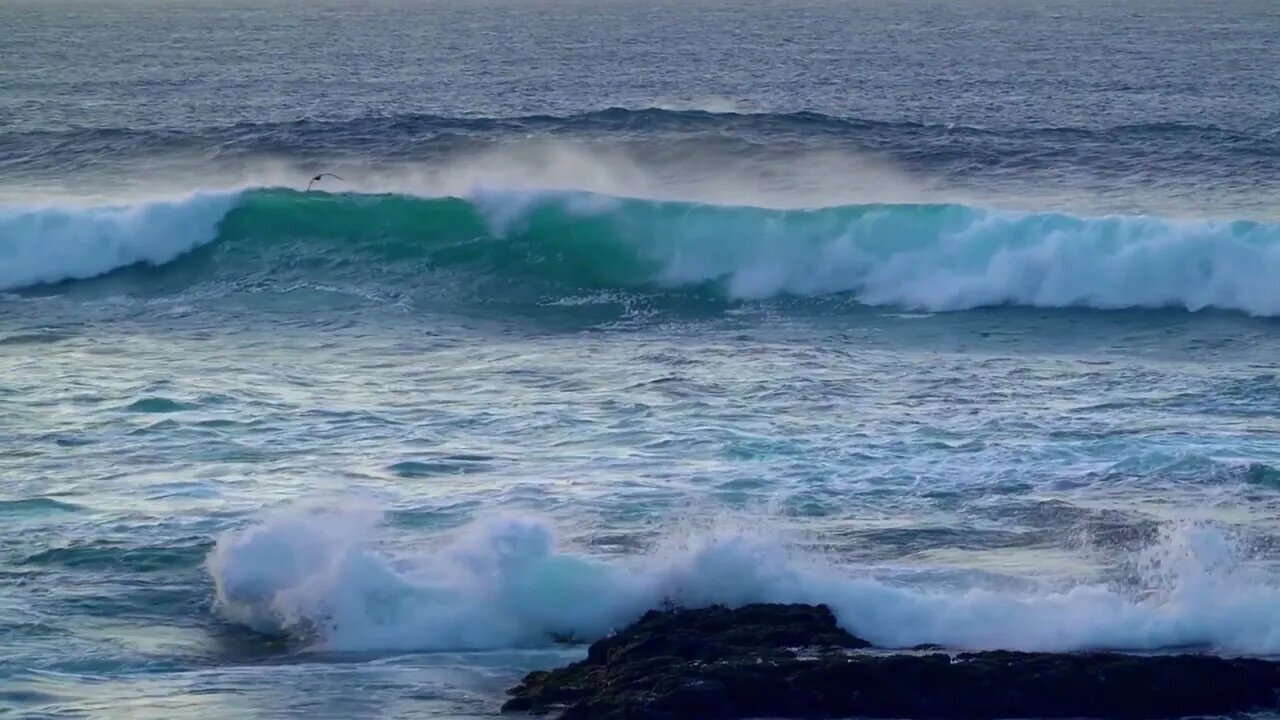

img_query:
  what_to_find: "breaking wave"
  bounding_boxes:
[5,188,1280,315]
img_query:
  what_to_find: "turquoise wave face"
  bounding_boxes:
[5,188,1280,316]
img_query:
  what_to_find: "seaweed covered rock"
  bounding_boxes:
[503,603,1280,720]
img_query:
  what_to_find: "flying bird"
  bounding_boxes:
[306,173,344,192]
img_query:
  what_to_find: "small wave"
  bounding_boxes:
[207,506,1280,655]
[121,397,199,414]
[0,498,82,516]
[0,331,73,346]
[386,458,494,478]
[25,539,211,572]
[6,188,1280,316]
[1244,463,1280,490]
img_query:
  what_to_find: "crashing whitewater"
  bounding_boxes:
[208,506,1280,655]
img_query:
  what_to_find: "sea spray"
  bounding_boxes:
[208,506,1280,654]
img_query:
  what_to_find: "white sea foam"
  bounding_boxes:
[207,506,1280,655]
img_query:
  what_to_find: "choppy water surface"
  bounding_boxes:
[3,0,1280,717]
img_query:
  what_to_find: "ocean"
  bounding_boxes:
[3,0,1280,717]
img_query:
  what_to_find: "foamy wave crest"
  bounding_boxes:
[465,191,1280,315]
[634,203,1280,315]
[207,506,1280,654]
[0,192,241,290]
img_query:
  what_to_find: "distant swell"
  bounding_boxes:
[5,109,1273,184]
[4,188,1280,316]
[9,108,1275,151]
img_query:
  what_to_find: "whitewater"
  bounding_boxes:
[209,507,1280,656]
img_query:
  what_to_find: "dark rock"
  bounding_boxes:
[503,603,1280,720]
[584,603,870,667]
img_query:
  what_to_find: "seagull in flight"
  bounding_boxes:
[306,173,344,192]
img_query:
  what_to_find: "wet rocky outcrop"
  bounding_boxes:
[503,603,1280,720]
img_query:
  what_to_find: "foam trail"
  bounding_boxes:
[208,507,1280,655]
[0,192,241,290]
